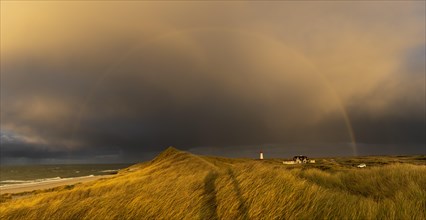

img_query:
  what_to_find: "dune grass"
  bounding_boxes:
[1,147,425,219]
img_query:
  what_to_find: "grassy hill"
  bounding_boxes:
[1,147,425,219]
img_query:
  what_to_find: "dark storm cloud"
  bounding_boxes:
[1,2,425,163]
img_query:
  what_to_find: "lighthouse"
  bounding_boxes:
[260,151,264,160]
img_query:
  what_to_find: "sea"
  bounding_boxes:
[0,164,133,186]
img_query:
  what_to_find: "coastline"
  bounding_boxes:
[0,175,114,195]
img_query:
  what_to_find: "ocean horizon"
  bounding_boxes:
[0,164,133,186]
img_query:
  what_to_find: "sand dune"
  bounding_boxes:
[1,148,425,219]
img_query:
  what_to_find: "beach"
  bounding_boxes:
[0,175,114,195]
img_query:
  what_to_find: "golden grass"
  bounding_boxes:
[1,147,425,220]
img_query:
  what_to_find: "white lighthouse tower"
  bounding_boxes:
[260,150,264,160]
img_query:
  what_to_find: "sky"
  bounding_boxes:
[1,1,425,164]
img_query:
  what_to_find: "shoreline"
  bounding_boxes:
[0,175,114,195]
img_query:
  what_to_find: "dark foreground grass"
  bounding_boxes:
[1,148,425,219]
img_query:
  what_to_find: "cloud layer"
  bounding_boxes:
[1,2,425,163]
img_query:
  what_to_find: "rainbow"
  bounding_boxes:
[72,27,357,156]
